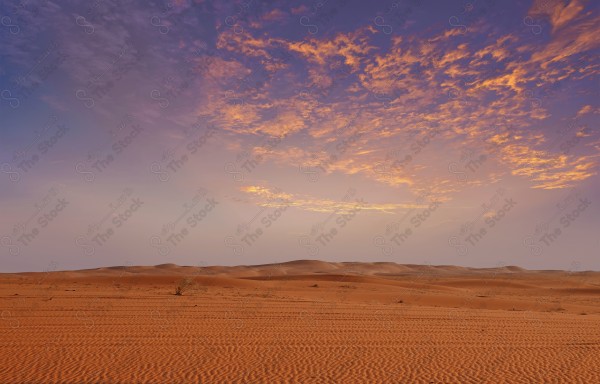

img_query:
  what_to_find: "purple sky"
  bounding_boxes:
[1,0,599,272]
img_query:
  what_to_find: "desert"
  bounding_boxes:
[1,260,599,383]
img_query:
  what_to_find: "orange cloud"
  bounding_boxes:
[528,0,585,33]
[201,7,598,197]
[576,104,598,117]
[287,29,376,71]
[240,185,423,214]
[501,144,597,189]
[262,8,287,22]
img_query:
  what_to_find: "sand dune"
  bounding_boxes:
[1,260,599,383]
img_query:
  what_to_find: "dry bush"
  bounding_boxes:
[175,278,194,296]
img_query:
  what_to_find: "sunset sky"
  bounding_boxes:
[1,0,598,272]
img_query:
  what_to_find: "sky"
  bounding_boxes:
[0,0,598,272]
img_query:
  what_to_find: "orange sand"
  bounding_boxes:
[1,260,599,383]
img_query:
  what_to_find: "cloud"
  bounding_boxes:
[287,28,376,71]
[576,104,598,117]
[3,0,597,200]
[501,144,597,189]
[262,8,287,22]
[240,186,423,214]
[528,0,586,32]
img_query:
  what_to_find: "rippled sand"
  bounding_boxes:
[1,261,599,383]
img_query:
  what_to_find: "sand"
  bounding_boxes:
[1,260,599,383]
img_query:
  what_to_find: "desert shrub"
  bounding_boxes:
[175,278,194,296]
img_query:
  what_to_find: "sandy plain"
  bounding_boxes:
[1,260,599,383]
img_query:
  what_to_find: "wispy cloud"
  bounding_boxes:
[240,185,421,214]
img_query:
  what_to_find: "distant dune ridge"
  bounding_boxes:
[1,260,599,382]
[10,258,586,277]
